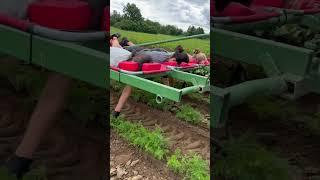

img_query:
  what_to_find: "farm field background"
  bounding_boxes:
[111,27,210,56]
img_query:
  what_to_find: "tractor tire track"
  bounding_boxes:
[110,93,210,162]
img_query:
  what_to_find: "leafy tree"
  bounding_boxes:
[111,3,185,35]
[123,3,143,22]
[110,10,123,26]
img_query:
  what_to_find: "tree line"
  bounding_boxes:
[110,3,205,36]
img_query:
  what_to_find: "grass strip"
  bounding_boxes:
[111,116,169,160]
[176,105,204,124]
[214,135,290,180]
[167,149,210,180]
[110,116,210,179]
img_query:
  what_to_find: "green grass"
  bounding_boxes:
[111,116,169,160]
[111,27,210,56]
[167,149,210,180]
[110,116,210,180]
[176,105,204,124]
[214,135,290,180]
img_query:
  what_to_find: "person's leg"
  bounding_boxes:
[15,72,72,158]
[113,85,132,118]
[5,72,72,178]
[112,37,137,118]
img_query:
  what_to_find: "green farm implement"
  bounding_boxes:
[110,34,210,103]
[0,0,109,88]
[211,1,320,132]
[0,24,108,88]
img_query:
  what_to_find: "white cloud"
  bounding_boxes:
[111,0,210,33]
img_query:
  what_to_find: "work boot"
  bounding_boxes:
[112,111,120,118]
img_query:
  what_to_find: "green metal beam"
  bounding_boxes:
[110,70,183,102]
[212,28,314,76]
[0,25,30,61]
[211,76,288,128]
[128,34,209,48]
[110,68,210,102]
[31,35,108,88]
[169,70,209,86]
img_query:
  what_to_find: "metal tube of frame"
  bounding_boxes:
[211,76,288,128]
[126,34,209,48]
[181,86,201,95]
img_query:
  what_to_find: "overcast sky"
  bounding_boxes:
[111,0,210,33]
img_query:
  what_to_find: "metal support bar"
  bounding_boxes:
[110,70,183,102]
[110,68,210,102]
[212,28,314,76]
[211,76,288,128]
[127,34,209,48]
[0,24,108,88]
[213,14,302,33]
[169,69,210,87]
[0,25,30,61]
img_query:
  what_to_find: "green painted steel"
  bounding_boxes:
[169,70,209,86]
[0,25,30,61]
[111,70,182,102]
[213,14,301,32]
[110,69,210,102]
[32,36,108,88]
[211,12,320,128]
[110,33,211,103]
[212,28,314,76]
[211,76,288,128]
[0,25,108,88]
[129,34,209,48]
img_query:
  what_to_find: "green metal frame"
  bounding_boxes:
[211,13,320,128]
[110,69,209,102]
[0,25,108,88]
[111,33,210,103]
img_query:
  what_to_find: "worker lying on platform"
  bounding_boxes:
[110,35,191,70]
[110,35,196,118]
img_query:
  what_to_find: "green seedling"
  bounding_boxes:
[111,116,169,160]
[176,105,204,124]
[167,149,210,180]
[214,134,290,180]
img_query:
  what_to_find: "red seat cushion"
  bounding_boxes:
[163,61,178,66]
[118,61,139,71]
[219,2,255,17]
[251,0,284,8]
[28,0,91,30]
[189,58,197,63]
[142,63,161,71]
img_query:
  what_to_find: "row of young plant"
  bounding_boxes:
[111,114,292,180]
[111,116,210,180]
[111,80,208,125]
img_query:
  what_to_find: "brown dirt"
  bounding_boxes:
[110,130,180,180]
[0,92,106,180]
[110,92,210,163]
[228,94,320,180]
